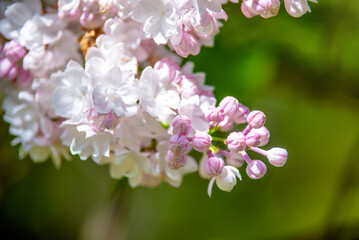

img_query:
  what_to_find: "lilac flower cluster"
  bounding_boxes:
[165,96,287,196]
[0,0,310,195]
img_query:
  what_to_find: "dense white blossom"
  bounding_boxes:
[0,0,292,195]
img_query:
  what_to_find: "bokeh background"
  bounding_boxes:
[1,1,359,239]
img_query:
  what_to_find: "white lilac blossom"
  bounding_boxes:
[208,165,242,197]
[0,0,66,50]
[0,0,297,197]
[139,66,180,123]
[23,30,82,78]
[132,0,178,45]
[51,60,93,119]
[98,18,148,61]
[60,121,113,163]
[0,0,42,40]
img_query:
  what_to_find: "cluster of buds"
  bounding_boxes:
[0,40,32,87]
[166,114,209,169]
[166,115,192,169]
[206,96,250,131]
[167,96,288,196]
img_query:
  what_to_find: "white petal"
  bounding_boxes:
[216,166,237,192]
[207,177,216,197]
[132,0,160,22]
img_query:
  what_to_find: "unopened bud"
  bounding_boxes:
[247,110,266,129]
[246,160,267,179]
[267,147,288,167]
[170,134,189,154]
[219,96,239,117]
[250,127,270,147]
[219,115,234,132]
[245,132,261,147]
[232,104,250,124]
[205,107,224,123]
[171,115,192,136]
[166,151,186,170]
[0,58,18,80]
[192,132,212,152]
[204,156,225,177]
[3,41,26,62]
[226,132,246,152]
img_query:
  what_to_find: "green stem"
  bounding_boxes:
[211,136,226,143]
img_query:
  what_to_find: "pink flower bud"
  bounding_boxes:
[3,41,26,62]
[192,132,212,152]
[204,156,225,177]
[166,151,187,170]
[205,107,224,123]
[246,160,267,179]
[219,115,234,132]
[250,127,270,147]
[247,110,266,129]
[226,132,246,152]
[0,58,18,80]
[219,96,240,117]
[170,134,189,154]
[266,147,288,167]
[245,132,261,147]
[232,104,250,124]
[226,152,245,168]
[173,32,201,58]
[171,115,192,136]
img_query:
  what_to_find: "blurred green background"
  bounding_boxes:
[1,1,359,239]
